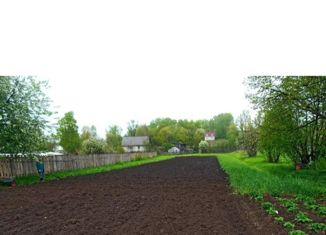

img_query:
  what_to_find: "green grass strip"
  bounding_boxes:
[217,152,326,197]
[14,155,175,186]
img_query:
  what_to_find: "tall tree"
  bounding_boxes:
[57,112,81,154]
[135,125,149,136]
[0,76,52,155]
[237,111,258,157]
[80,125,97,142]
[247,76,326,164]
[127,120,138,136]
[209,113,234,139]
[226,123,239,147]
[106,125,123,153]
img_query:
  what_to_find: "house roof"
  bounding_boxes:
[205,132,215,137]
[122,136,149,146]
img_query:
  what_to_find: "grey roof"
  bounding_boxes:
[122,136,149,146]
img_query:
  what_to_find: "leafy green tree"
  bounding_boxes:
[247,76,326,164]
[155,126,175,150]
[226,123,239,147]
[259,103,296,163]
[135,125,149,136]
[127,120,138,136]
[209,113,234,139]
[80,125,97,142]
[237,111,258,157]
[0,76,52,155]
[105,125,123,153]
[174,126,188,144]
[193,128,205,151]
[38,134,58,152]
[57,112,81,154]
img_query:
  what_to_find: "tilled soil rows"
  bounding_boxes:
[0,157,285,234]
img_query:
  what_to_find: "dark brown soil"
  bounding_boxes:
[0,157,286,234]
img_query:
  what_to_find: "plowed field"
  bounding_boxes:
[0,157,285,234]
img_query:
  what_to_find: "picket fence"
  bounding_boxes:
[0,152,157,178]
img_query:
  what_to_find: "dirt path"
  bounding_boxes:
[0,157,285,234]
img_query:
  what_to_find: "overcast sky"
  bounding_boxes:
[1,0,326,137]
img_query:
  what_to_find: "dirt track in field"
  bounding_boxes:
[0,157,286,234]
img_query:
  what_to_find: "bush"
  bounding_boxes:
[309,158,326,171]
[198,140,209,153]
[81,138,106,154]
[209,139,236,153]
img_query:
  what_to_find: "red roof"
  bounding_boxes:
[205,132,215,137]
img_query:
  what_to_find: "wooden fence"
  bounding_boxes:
[0,152,157,178]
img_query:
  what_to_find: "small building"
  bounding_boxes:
[168,146,180,154]
[205,132,215,141]
[122,136,149,153]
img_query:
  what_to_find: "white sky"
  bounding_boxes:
[1,0,326,137]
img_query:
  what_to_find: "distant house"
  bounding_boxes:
[122,136,149,153]
[205,132,215,141]
[168,146,180,154]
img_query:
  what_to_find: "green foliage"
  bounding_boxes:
[208,139,236,153]
[209,113,234,139]
[237,111,258,157]
[57,112,81,154]
[318,206,326,216]
[283,221,295,230]
[80,125,97,142]
[295,194,326,216]
[198,140,209,153]
[259,104,294,163]
[309,158,326,171]
[253,194,264,202]
[218,152,326,197]
[105,125,123,153]
[147,116,239,153]
[226,123,238,147]
[274,216,284,223]
[135,125,149,136]
[127,120,138,136]
[289,230,307,235]
[247,76,326,164]
[295,212,312,223]
[261,201,278,216]
[278,198,298,213]
[309,223,326,232]
[81,138,106,154]
[0,76,52,154]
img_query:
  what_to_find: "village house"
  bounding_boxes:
[122,136,149,153]
[204,132,215,141]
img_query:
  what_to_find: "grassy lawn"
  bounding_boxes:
[13,155,175,186]
[217,152,326,198]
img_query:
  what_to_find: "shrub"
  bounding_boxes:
[208,139,236,153]
[81,138,106,154]
[198,140,209,153]
[309,158,326,171]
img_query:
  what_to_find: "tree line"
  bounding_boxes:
[1,76,325,167]
[56,112,240,154]
[245,76,326,166]
[0,76,240,155]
